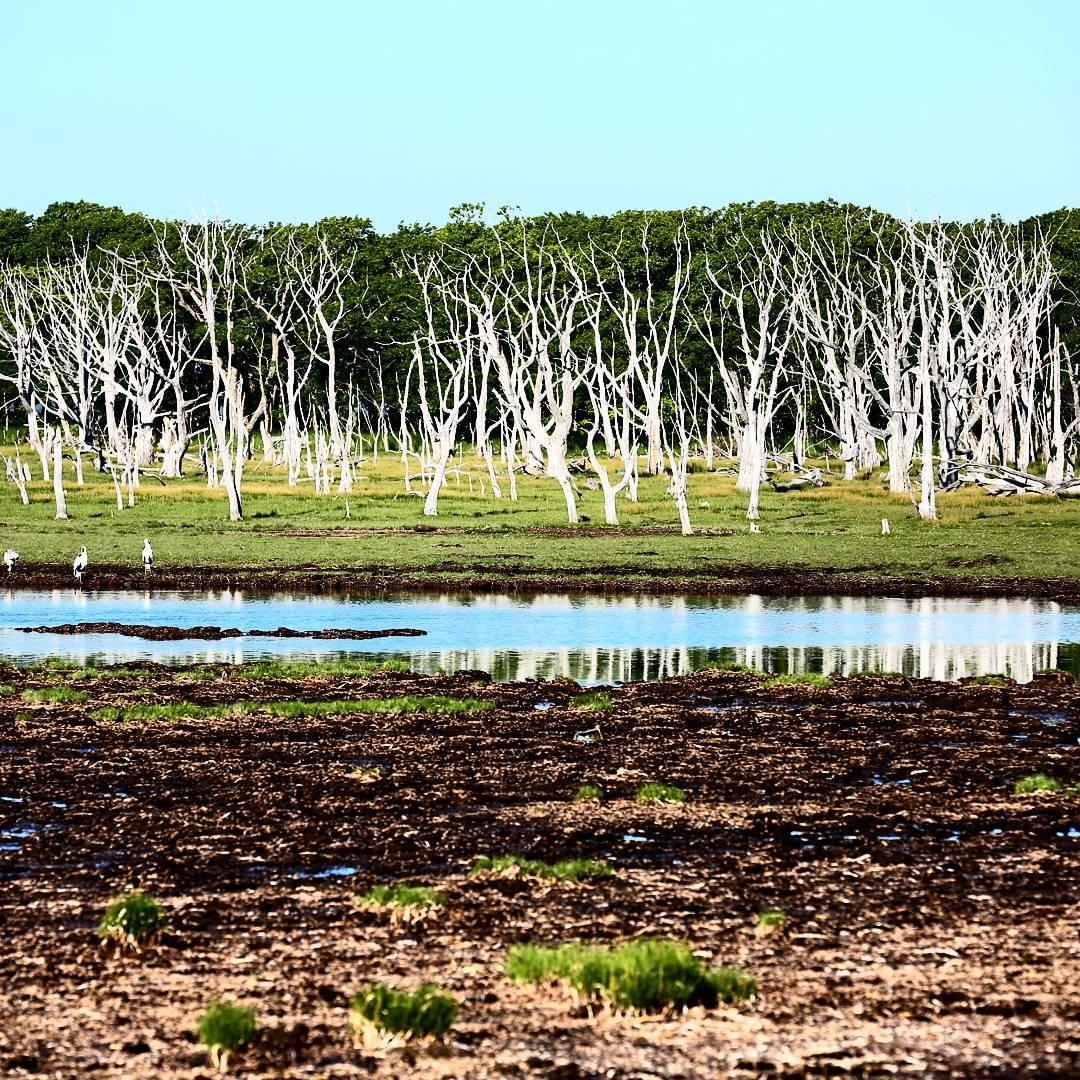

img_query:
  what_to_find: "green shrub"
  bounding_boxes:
[198,1001,257,1072]
[1015,772,1061,794]
[97,891,168,951]
[349,983,457,1049]
[966,674,1008,686]
[635,782,686,805]
[470,854,612,882]
[20,687,89,704]
[571,690,613,712]
[506,938,756,1013]
[573,784,603,802]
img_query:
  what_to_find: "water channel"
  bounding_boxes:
[0,588,1076,682]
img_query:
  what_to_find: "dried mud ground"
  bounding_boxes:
[1,667,1079,1078]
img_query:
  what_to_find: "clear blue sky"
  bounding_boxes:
[3,0,1077,229]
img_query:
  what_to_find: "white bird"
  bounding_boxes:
[881,517,891,536]
[73,546,88,582]
[3,549,19,574]
[142,538,154,573]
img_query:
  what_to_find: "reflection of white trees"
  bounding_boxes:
[2,639,1060,683]
[0,589,1071,682]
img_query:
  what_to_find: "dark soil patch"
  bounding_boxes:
[1,668,1078,1076]
[6,561,1080,601]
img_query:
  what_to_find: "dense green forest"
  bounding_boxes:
[2,198,1078,359]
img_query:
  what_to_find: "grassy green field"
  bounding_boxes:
[0,450,1077,586]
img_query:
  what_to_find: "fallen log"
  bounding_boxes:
[959,464,1080,498]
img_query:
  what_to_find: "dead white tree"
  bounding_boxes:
[155,219,251,522]
[407,253,475,516]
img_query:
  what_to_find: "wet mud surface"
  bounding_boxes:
[1,666,1079,1077]
[15,623,426,642]
[4,557,1080,601]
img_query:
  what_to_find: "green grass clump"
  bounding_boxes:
[573,783,603,802]
[20,687,89,704]
[966,674,1009,686]
[97,891,168,951]
[635,782,687,805]
[349,983,457,1049]
[756,909,786,933]
[764,673,832,689]
[359,884,446,919]
[231,657,412,680]
[571,690,613,712]
[92,695,491,723]
[1015,772,1061,794]
[256,695,490,719]
[92,702,207,723]
[505,938,756,1013]
[197,1001,257,1072]
[470,854,612,881]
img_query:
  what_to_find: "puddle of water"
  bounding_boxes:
[297,865,359,879]
[1056,827,1080,839]
[0,590,1076,683]
[3,823,38,839]
[622,834,650,843]
[1,795,24,804]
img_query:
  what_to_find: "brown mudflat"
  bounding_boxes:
[4,560,1080,601]
[1,666,1078,1077]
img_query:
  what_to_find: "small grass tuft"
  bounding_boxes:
[349,983,457,1049]
[359,884,446,923]
[573,783,603,802]
[20,687,89,704]
[97,891,168,952]
[470,853,612,882]
[571,689,614,712]
[350,765,381,782]
[635,782,687,805]
[505,938,756,1013]
[1015,772,1061,794]
[198,1001,257,1073]
[764,673,832,689]
[965,674,1009,686]
[756,909,786,935]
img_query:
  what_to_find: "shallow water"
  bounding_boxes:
[0,588,1077,682]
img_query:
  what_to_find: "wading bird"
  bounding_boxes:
[3,549,19,573]
[73,546,88,582]
[142,538,153,573]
